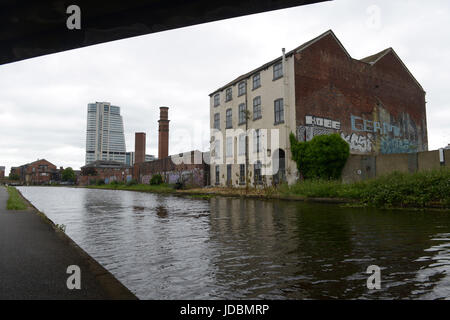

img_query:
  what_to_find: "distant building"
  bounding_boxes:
[0,166,5,179]
[85,102,127,165]
[445,144,450,150]
[10,159,58,185]
[145,154,156,162]
[134,150,210,187]
[209,30,428,187]
[79,160,132,185]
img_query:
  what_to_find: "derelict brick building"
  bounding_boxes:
[209,30,428,187]
[294,30,427,154]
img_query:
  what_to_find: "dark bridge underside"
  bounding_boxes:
[0,0,328,65]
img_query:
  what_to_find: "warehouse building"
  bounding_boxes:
[209,30,427,187]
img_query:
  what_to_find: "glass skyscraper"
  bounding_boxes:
[85,102,127,165]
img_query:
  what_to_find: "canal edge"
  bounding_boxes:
[16,188,139,300]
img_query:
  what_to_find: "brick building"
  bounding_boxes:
[78,160,132,186]
[134,150,210,187]
[10,159,59,185]
[0,166,5,179]
[209,30,427,187]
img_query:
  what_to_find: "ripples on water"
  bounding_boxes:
[18,186,450,299]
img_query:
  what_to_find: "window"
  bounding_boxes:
[239,164,245,184]
[227,165,232,184]
[254,161,262,184]
[226,109,232,129]
[214,113,220,129]
[274,99,284,124]
[253,129,261,153]
[238,103,246,125]
[213,94,220,107]
[273,62,283,80]
[238,81,246,96]
[253,73,261,89]
[214,139,221,158]
[238,133,246,156]
[215,165,220,185]
[226,137,233,158]
[253,96,262,120]
[226,88,232,101]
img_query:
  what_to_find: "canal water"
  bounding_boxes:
[18,186,450,299]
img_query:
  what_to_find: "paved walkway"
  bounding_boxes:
[0,186,137,299]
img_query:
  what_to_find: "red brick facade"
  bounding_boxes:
[158,107,170,159]
[294,31,427,155]
[134,151,209,187]
[12,159,58,185]
[135,132,146,164]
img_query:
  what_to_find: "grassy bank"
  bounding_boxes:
[86,183,174,193]
[279,169,450,209]
[83,169,449,209]
[6,186,28,210]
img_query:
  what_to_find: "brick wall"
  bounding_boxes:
[294,33,427,155]
[134,151,209,187]
[78,167,132,186]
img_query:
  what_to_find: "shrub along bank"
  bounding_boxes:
[279,169,450,209]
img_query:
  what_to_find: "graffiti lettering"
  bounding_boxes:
[341,133,373,153]
[380,137,417,154]
[305,116,340,130]
[351,115,400,137]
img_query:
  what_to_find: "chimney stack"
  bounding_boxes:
[135,132,146,164]
[158,107,169,159]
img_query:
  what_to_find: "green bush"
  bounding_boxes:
[290,133,350,180]
[96,179,105,186]
[150,174,163,185]
[127,179,138,186]
[61,167,76,182]
[280,169,450,208]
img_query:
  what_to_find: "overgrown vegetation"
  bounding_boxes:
[87,183,174,193]
[150,174,163,185]
[279,169,450,209]
[8,173,20,180]
[290,133,350,180]
[6,186,28,210]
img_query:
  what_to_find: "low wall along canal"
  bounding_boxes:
[18,186,450,299]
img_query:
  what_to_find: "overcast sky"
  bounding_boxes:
[1,0,449,174]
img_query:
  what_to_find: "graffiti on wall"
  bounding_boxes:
[305,115,341,130]
[140,168,206,187]
[351,114,401,137]
[380,137,417,154]
[299,109,421,154]
[340,133,374,153]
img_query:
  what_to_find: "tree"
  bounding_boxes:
[62,167,76,182]
[9,173,20,180]
[290,133,350,180]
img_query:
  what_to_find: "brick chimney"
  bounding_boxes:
[158,107,169,159]
[135,132,146,164]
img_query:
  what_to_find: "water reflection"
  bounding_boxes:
[17,187,450,299]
